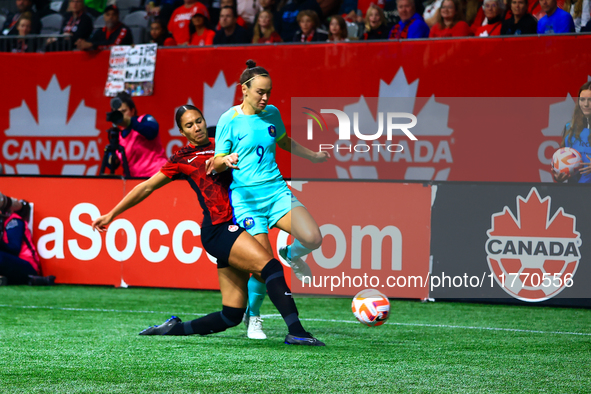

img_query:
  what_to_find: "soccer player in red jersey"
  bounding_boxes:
[91,105,324,346]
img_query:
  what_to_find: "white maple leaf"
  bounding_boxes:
[4,75,100,137]
[203,71,236,127]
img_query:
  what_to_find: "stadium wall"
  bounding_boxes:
[1,35,591,182]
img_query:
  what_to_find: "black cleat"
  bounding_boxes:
[284,333,326,346]
[139,316,182,335]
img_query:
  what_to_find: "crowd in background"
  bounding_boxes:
[0,0,589,52]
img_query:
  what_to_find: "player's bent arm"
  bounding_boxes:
[92,172,172,231]
[212,153,239,174]
[277,135,330,163]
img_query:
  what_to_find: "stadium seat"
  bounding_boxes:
[49,1,63,13]
[118,0,142,20]
[346,22,359,39]
[94,15,106,29]
[123,10,148,44]
[40,13,64,34]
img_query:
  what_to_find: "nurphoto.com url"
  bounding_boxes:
[300,272,574,292]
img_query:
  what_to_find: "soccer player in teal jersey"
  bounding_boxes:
[213,60,329,339]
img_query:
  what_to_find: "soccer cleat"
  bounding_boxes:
[279,246,312,284]
[247,316,267,339]
[139,316,182,335]
[284,333,326,346]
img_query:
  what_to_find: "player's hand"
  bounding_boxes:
[579,155,591,175]
[551,167,569,183]
[223,153,240,170]
[310,151,330,163]
[92,214,113,232]
[205,159,216,175]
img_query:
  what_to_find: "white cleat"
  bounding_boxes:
[247,316,267,340]
[279,246,312,284]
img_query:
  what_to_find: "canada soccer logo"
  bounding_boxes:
[485,188,581,302]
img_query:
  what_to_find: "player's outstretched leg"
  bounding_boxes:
[139,306,246,336]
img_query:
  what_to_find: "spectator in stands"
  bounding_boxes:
[150,17,177,45]
[501,0,538,34]
[2,0,42,36]
[146,0,184,27]
[275,0,323,42]
[237,0,258,26]
[429,0,472,36]
[566,0,590,32]
[259,0,278,13]
[168,0,209,45]
[362,4,389,39]
[317,0,341,18]
[213,6,252,44]
[0,197,55,286]
[75,5,133,50]
[388,0,430,38]
[11,12,36,52]
[189,11,215,45]
[537,0,575,32]
[327,14,349,41]
[215,0,247,29]
[292,9,327,41]
[48,0,93,50]
[473,0,504,35]
[252,10,283,43]
[553,81,591,183]
[110,92,168,178]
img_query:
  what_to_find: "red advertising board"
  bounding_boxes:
[1,177,432,298]
[1,36,591,182]
[289,181,431,298]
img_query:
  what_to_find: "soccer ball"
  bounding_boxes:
[552,147,582,176]
[351,289,390,327]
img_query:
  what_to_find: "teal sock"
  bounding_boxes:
[248,276,266,317]
[291,239,314,260]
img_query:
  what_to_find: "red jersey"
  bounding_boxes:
[159,140,233,226]
[429,21,472,37]
[168,2,209,44]
[190,28,215,45]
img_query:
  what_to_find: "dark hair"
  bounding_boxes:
[189,13,210,35]
[175,105,203,129]
[116,91,136,113]
[151,18,171,45]
[562,81,591,147]
[240,59,270,87]
[296,9,319,29]
[328,15,348,40]
[220,5,237,18]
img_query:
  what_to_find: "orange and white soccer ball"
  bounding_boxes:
[351,289,390,327]
[552,147,582,176]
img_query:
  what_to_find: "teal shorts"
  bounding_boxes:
[230,182,304,236]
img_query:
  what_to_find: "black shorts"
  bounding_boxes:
[201,220,245,269]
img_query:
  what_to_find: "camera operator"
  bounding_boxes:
[0,193,55,286]
[109,92,168,178]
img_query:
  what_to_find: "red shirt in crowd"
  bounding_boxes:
[168,2,209,44]
[429,21,472,37]
[190,28,215,45]
[255,31,282,43]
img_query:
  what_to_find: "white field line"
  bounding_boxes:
[1,304,590,337]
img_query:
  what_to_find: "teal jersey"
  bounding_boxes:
[215,104,287,189]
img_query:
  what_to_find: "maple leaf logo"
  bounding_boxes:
[335,67,453,181]
[4,75,100,137]
[486,188,581,302]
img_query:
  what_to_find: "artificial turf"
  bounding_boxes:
[1,285,590,393]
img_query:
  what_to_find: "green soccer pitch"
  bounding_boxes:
[1,285,590,393]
